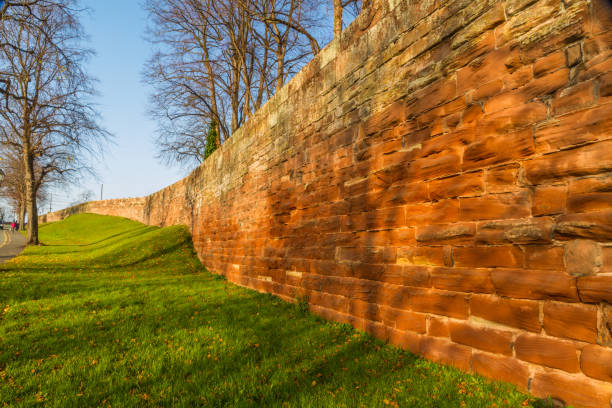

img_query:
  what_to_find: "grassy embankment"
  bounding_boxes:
[0,214,551,407]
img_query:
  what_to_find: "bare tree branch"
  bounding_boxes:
[143,0,327,169]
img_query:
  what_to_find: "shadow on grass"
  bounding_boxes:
[2,231,191,274]
[18,226,155,256]
[0,281,424,407]
[0,272,556,407]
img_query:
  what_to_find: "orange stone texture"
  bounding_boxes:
[40,0,612,406]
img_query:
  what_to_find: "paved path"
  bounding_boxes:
[0,230,26,263]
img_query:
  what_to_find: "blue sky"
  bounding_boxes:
[48,0,185,211]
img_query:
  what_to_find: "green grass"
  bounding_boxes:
[0,213,547,407]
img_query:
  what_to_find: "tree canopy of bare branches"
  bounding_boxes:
[143,0,329,168]
[0,0,109,244]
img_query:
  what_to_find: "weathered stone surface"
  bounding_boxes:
[531,185,567,216]
[472,352,530,390]
[530,370,612,408]
[515,333,580,372]
[449,321,513,355]
[454,246,524,268]
[459,192,531,221]
[486,163,520,193]
[555,211,612,241]
[416,223,476,243]
[427,315,450,337]
[581,344,612,383]
[431,267,494,293]
[470,294,541,332]
[577,274,612,304]
[475,218,554,244]
[524,245,565,270]
[428,172,484,200]
[543,301,598,343]
[535,104,612,153]
[491,269,579,301]
[564,239,602,277]
[419,337,472,371]
[524,140,612,185]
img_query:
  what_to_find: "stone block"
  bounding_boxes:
[428,172,484,200]
[491,268,579,301]
[471,352,530,390]
[387,328,421,354]
[530,370,612,408]
[427,316,450,338]
[515,333,580,372]
[577,274,612,303]
[419,337,472,371]
[453,246,524,268]
[524,245,565,270]
[564,240,602,277]
[555,211,612,241]
[485,163,520,193]
[543,301,598,343]
[459,192,531,221]
[524,139,612,184]
[476,218,554,245]
[470,294,541,332]
[535,103,612,154]
[449,321,513,355]
[397,246,446,267]
[409,289,469,319]
[431,267,494,293]
[582,344,612,383]
[416,223,476,244]
[532,185,567,216]
[463,129,535,171]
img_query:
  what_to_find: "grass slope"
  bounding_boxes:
[0,214,548,407]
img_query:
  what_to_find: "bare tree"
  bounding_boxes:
[144,0,326,168]
[69,189,93,206]
[240,0,323,91]
[0,146,27,229]
[0,145,50,230]
[0,0,109,244]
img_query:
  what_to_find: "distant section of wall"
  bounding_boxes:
[41,0,612,406]
[41,198,146,224]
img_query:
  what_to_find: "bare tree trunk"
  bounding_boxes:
[334,0,342,38]
[276,46,284,92]
[230,57,241,133]
[214,122,220,147]
[27,190,38,244]
[23,144,38,245]
[200,25,224,142]
[18,199,25,231]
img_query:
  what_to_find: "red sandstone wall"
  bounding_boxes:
[40,198,146,224]
[41,0,612,406]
